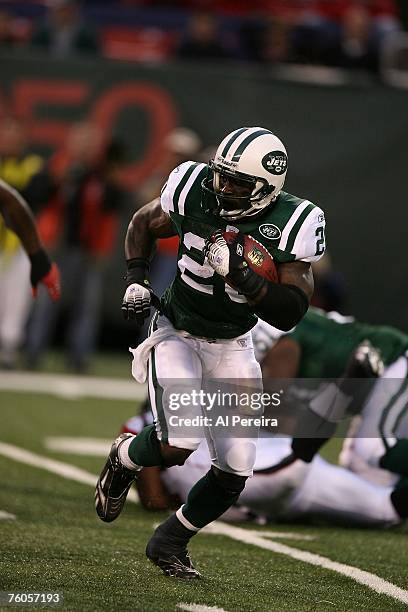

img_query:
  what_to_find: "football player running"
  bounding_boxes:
[95,127,326,578]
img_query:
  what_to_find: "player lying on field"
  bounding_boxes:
[96,127,326,578]
[253,307,408,493]
[121,306,408,525]
[123,415,407,527]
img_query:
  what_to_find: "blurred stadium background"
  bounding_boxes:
[0,0,407,373]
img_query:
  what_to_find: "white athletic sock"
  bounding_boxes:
[118,436,141,471]
[176,506,200,532]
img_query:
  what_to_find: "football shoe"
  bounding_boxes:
[145,520,201,579]
[95,433,140,523]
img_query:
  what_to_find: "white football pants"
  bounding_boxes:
[147,313,262,476]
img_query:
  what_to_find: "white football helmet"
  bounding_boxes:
[201,126,288,221]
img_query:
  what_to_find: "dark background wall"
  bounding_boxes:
[1,52,407,334]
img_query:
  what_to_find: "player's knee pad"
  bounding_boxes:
[211,465,247,495]
[160,443,193,467]
[216,440,257,476]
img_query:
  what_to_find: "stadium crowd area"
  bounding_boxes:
[0,0,404,371]
[0,0,405,72]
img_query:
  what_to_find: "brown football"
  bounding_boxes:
[223,230,279,283]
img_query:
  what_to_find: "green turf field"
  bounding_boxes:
[0,389,407,611]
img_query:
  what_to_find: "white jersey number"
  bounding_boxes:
[178,232,246,303]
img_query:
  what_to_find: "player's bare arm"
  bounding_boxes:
[122,198,176,322]
[136,466,173,511]
[276,260,314,301]
[0,178,60,300]
[0,178,43,255]
[261,336,301,379]
[125,198,176,260]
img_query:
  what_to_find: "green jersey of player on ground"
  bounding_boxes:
[160,161,326,338]
[289,307,408,378]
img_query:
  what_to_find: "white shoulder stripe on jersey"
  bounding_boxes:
[178,162,206,216]
[278,199,312,251]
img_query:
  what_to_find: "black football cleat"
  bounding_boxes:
[146,522,201,579]
[95,433,139,523]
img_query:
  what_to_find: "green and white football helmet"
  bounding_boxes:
[202,126,288,221]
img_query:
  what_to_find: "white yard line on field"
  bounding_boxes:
[44,437,112,456]
[0,371,145,401]
[178,605,228,612]
[248,530,316,541]
[204,523,408,605]
[1,441,407,605]
[0,510,16,520]
[0,442,138,503]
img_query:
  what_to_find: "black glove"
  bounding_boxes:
[121,257,153,323]
[291,437,330,463]
[29,248,51,289]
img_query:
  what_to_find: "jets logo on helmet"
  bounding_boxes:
[201,127,288,221]
[262,151,288,175]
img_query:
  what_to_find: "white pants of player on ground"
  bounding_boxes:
[161,434,401,526]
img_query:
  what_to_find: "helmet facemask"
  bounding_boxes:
[202,161,276,222]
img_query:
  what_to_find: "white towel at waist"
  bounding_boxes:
[129,325,175,383]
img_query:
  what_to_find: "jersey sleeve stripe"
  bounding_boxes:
[277,200,312,251]
[178,163,206,216]
[285,203,315,253]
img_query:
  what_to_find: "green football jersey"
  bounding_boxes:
[160,161,326,339]
[289,308,408,378]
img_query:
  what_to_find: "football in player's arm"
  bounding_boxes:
[0,178,60,300]
[95,127,326,579]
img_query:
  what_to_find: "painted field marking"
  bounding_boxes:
[178,605,228,612]
[0,510,16,520]
[1,441,407,605]
[204,523,408,605]
[251,530,316,541]
[44,437,112,456]
[0,371,145,401]
[0,442,138,504]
